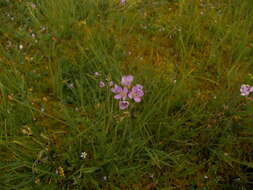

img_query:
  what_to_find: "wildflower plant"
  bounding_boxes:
[80,152,87,159]
[96,73,144,110]
[240,84,253,96]
[111,75,144,110]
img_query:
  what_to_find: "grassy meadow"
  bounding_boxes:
[0,0,253,189]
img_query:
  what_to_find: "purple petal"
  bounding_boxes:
[121,75,134,86]
[133,97,141,102]
[126,75,134,81]
[240,84,251,96]
[119,101,129,110]
[128,91,133,99]
[241,92,250,96]
[118,87,128,100]
[123,87,128,93]
[135,84,143,90]
[114,94,122,100]
[111,85,122,93]
[136,89,144,97]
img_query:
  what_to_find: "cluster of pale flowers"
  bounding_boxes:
[97,73,144,110]
[240,84,253,96]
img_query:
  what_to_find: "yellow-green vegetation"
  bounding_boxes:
[0,0,253,189]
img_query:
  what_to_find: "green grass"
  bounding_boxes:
[0,0,253,189]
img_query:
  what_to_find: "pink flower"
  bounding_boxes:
[134,84,143,90]
[109,81,114,87]
[112,86,128,100]
[128,85,144,102]
[94,72,100,76]
[240,84,253,96]
[119,101,129,110]
[110,75,144,110]
[120,0,126,4]
[99,81,105,88]
[121,75,134,87]
[111,85,122,93]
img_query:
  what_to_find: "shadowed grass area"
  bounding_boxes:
[0,0,253,189]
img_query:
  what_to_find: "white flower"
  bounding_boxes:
[19,44,23,50]
[94,72,100,76]
[30,3,36,9]
[67,83,74,89]
[80,152,87,159]
[120,0,126,4]
[109,81,114,87]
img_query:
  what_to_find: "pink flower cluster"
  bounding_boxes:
[111,75,144,110]
[240,84,253,96]
[96,72,144,110]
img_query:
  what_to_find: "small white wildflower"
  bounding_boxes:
[67,83,74,89]
[103,176,107,181]
[40,26,46,32]
[94,72,100,76]
[120,0,126,4]
[80,152,87,159]
[19,44,23,50]
[204,175,208,179]
[30,3,36,9]
[109,81,114,87]
[34,178,40,184]
[21,126,32,136]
